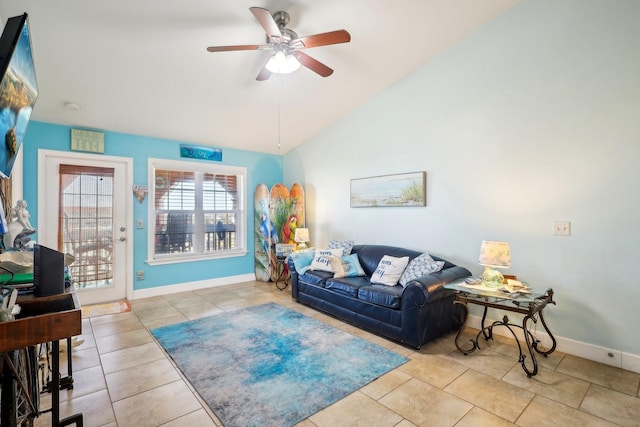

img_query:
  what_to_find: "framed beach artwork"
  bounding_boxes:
[350,171,426,208]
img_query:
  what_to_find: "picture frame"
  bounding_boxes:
[350,171,426,208]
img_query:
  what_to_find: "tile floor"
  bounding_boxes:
[34,281,640,427]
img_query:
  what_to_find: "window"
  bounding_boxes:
[59,164,115,287]
[148,159,246,264]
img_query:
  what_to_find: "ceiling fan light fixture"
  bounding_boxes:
[265,51,300,74]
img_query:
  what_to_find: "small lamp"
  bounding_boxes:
[478,240,511,288]
[294,228,310,250]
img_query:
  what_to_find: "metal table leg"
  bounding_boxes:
[50,340,83,427]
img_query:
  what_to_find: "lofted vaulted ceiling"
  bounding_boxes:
[0,0,517,154]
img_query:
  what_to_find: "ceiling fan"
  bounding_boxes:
[207,7,351,81]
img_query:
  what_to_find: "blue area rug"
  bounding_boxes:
[151,302,408,427]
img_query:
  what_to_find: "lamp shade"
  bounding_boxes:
[478,241,511,268]
[265,51,301,74]
[294,228,309,243]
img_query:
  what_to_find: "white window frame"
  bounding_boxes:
[146,158,247,265]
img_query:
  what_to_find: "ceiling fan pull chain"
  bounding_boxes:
[277,77,282,150]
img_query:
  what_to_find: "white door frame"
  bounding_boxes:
[37,149,134,303]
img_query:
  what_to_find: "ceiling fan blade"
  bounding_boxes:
[207,44,269,52]
[293,51,334,77]
[291,30,351,49]
[249,7,282,41]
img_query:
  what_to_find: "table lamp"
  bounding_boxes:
[478,240,511,288]
[294,228,310,250]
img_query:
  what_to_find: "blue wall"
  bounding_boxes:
[23,121,283,290]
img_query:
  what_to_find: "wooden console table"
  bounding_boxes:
[0,292,83,426]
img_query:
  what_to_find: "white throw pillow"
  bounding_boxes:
[309,248,344,272]
[370,255,410,286]
[399,253,445,287]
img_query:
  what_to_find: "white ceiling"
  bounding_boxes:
[0,0,516,155]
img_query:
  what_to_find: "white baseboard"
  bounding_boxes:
[129,285,640,375]
[466,314,640,374]
[131,273,256,300]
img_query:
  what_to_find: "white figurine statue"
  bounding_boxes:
[13,200,34,231]
[3,199,36,250]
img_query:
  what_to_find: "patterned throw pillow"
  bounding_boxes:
[332,253,366,278]
[327,239,355,255]
[309,248,345,272]
[370,255,410,286]
[399,253,445,287]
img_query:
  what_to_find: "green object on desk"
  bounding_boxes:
[0,272,71,285]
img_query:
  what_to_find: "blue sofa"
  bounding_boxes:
[288,244,471,349]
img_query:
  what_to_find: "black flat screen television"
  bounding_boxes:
[0,13,38,179]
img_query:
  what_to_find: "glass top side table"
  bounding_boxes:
[444,279,557,377]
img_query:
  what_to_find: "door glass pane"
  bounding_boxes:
[59,165,115,290]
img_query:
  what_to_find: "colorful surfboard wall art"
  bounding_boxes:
[254,183,305,282]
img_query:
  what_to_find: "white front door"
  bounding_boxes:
[38,150,133,305]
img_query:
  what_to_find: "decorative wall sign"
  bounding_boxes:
[275,243,296,258]
[180,144,222,162]
[350,171,426,208]
[132,185,148,203]
[71,129,104,153]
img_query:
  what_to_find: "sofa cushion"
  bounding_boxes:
[399,253,445,287]
[358,284,403,309]
[370,255,410,286]
[351,245,422,276]
[325,276,371,298]
[298,270,334,287]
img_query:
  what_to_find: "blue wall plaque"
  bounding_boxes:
[180,144,222,162]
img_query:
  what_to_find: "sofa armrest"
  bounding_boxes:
[402,266,471,304]
[287,257,300,300]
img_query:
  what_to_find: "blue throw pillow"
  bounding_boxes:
[287,249,316,274]
[340,253,366,277]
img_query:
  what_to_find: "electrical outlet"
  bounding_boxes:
[553,221,571,236]
[136,270,145,280]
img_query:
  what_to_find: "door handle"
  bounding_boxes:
[119,237,126,242]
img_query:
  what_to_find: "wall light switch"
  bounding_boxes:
[136,219,144,229]
[553,221,571,236]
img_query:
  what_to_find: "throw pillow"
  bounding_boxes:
[310,248,344,272]
[327,239,355,255]
[370,255,410,286]
[399,253,445,287]
[328,256,348,278]
[287,249,316,275]
[332,253,367,279]
[341,253,366,277]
